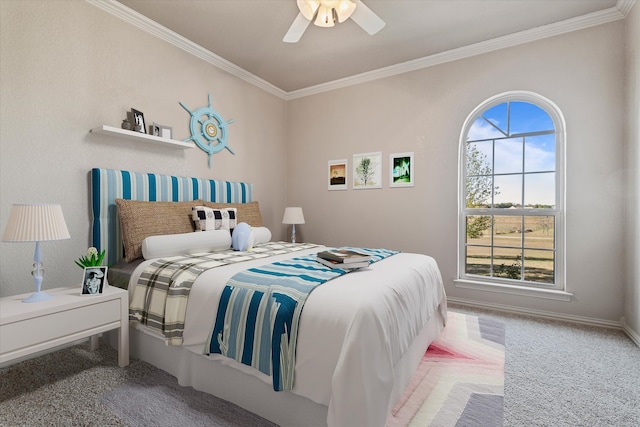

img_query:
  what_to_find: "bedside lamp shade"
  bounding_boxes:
[282,207,305,243]
[2,204,71,303]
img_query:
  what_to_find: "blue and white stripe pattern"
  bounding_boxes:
[91,168,253,266]
[206,247,399,391]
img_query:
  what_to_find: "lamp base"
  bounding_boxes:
[22,291,53,303]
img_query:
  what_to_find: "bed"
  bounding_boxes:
[92,167,447,427]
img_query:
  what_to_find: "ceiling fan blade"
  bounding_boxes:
[350,0,385,35]
[283,12,311,43]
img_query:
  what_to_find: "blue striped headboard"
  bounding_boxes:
[91,168,253,266]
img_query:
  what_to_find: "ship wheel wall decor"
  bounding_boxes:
[179,93,235,168]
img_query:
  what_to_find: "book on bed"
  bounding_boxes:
[316,256,370,270]
[317,249,372,264]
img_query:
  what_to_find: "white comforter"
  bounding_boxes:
[128,246,446,427]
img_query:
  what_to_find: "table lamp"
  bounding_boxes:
[282,207,305,243]
[2,204,71,303]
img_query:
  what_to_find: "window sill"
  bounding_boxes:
[453,279,573,301]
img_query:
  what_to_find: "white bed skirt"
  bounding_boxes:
[108,298,446,427]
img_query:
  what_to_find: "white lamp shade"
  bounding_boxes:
[2,204,71,242]
[282,207,305,225]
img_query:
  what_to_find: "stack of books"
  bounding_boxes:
[316,249,372,270]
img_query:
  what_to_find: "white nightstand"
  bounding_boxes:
[0,285,129,367]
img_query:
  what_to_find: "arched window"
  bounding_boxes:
[458,91,566,294]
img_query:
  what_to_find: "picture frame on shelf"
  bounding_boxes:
[81,266,108,295]
[131,108,146,134]
[328,159,348,190]
[353,151,382,189]
[389,152,414,187]
[159,125,173,139]
[150,123,161,136]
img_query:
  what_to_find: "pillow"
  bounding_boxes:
[115,199,202,262]
[231,224,272,251]
[142,230,232,259]
[252,227,272,245]
[192,206,237,231]
[231,223,254,251]
[202,201,263,227]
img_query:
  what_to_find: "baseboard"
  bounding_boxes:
[621,317,640,348]
[447,296,623,330]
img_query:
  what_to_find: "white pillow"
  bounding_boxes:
[252,227,272,245]
[231,225,272,251]
[141,229,231,259]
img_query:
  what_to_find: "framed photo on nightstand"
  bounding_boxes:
[81,266,108,295]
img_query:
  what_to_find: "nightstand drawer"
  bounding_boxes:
[0,299,121,354]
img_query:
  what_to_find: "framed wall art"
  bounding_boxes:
[328,159,348,190]
[390,152,414,187]
[353,151,382,190]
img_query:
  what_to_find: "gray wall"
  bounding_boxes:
[624,3,640,340]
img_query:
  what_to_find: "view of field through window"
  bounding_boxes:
[463,100,558,286]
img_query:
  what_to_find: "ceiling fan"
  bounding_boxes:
[283,0,385,43]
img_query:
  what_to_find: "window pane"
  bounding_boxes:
[467,117,504,140]
[466,215,492,242]
[466,245,491,276]
[524,134,555,173]
[493,216,522,247]
[509,102,555,134]
[466,141,493,175]
[494,174,522,207]
[524,216,554,249]
[482,103,509,136]
[494,137,523,174]
[466,176,493,208]
[523,249,554,284]
[524,172,555,208]
[493,247,522,280]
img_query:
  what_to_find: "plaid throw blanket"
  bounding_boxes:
[129,242,321,345]
[204,247,399,391]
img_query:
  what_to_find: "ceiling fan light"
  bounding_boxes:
[335,0,356,23]
[297,0,320,21]
[314,5,335,27]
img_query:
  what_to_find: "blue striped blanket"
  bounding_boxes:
[204,247,398,391]
[130,242,321,345]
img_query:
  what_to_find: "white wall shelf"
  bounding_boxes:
[90,125,193,149]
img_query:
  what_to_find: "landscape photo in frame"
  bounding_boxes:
[353,152,382,189]
[328,159,348,190]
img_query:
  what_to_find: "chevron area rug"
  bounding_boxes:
[387,311,505,427]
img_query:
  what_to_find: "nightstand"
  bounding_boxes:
[0,285,129,367]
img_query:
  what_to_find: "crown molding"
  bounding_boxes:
[86,0,289,100]
[87,0,631,101]
[616,0,636,16]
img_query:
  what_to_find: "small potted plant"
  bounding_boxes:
[75,247,105,269]
[76,247,107,294]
